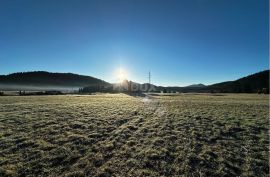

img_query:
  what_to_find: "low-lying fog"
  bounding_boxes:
[0,84,79,92]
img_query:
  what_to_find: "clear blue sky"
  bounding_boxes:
[0,0,268,86]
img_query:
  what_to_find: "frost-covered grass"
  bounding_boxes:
[0,93,269,176]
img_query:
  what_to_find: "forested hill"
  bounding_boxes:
[156,70,269,93]
[0,71,108,87]
[207,70,269,93]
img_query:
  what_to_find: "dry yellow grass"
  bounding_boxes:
[0,93,269,176]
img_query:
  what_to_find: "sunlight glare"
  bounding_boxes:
[115,68,128,82]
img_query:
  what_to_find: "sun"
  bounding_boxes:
[115,68,128,82]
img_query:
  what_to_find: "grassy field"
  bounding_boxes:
[0,93,269,177]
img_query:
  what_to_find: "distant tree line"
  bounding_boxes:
[18,90,63,96]
[79,80,158,94]
[257,88,269,94]
[79,85,115,93]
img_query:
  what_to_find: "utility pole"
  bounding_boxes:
[148,71,151,85]
[148,71,151,92]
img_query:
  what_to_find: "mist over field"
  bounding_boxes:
[0,84,78,91]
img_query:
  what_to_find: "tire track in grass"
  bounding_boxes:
[105,97,166,176]
[64,113,146,176]
[61,97,147,176]
[116,95,178,176]
[63,94,171,176]
[138,95,189,175]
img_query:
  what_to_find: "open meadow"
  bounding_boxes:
[0,93,269,177]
